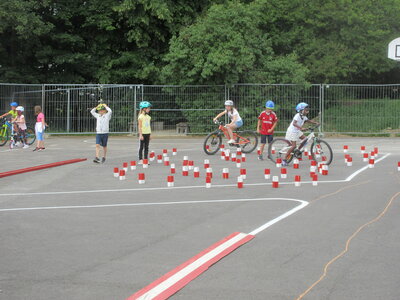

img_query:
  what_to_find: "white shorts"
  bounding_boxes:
[285,130,303,142]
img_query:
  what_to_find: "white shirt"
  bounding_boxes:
[91,107,112,133]
[287,113,308,133]
[226,108,242,122]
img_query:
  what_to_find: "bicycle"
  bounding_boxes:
[203,121,258,155]
[267,125,333,165]
[0,118,36,148]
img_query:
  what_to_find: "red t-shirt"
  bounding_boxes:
[258,111,278,135]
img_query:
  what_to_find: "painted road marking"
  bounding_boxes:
[0,153,390,197]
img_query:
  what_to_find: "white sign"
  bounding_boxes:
[388,37,400,61]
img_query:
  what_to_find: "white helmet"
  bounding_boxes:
[16,106,24,112]
[224,100,234,106]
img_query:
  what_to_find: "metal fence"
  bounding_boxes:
[1,83,399,135]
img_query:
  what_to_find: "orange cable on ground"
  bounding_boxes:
[296,190,400,300]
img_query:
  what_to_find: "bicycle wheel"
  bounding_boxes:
[311,139,333,165]
[268,138,293,163]
[0,127,9,146]
[25,127,36,145]
[203,131,222,155]
[236,130,258,153]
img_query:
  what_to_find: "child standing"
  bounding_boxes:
[12,106,29,149]
[213,100,243,144]
[257,100,278,160]
[137,101,152,164]
[90,103,112,163]
[33,105,47,151]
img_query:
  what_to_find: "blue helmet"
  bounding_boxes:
[296,102,309,113]
[265,100,275,109]
[10,101,18,107]
[139,101,152,109]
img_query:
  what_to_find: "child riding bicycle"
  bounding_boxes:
[283,102,319,166]
[213,100,243,144]
[11,106,29,149]
[0,101,19,133]
[257,100,278,160]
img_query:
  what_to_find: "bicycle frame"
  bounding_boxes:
[217,123,250,145]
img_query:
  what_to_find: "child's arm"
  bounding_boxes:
[269,119,278,133]
[213,111,226,122]
[292,120,306,131]
[0,112,10,118]
[90,107,98,117]
[257,119,261,133]
[138,118,143,140]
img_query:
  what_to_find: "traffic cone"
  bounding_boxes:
[240,168,247,180]
[206,176,211,188]
[163,149,168,157]
[182,166,189,176]
[221,150,226,160]
[237,176,244,188]
[398,162,400,171]
[164,156,170,166]
[293,159,299,169]
[272,176,279,188]
[150,151,155,162]
[170,163,176,174]
[143,159,149,169]
[183,156,189,166]
[304,148,308,157]
[374,147,379,158]
[345,154,350,164]
[346,156,353,167]
[172,148,177,156]
[119,169,126,180]
[194,167,200,178]
[231,153,237,162]
[361,145,366,154]
[310,160,317,167]
[369,158,375,168]
[276,158,282,168]
[236,158,241,168]
[204,159,210,169]
[123,162,128,172]
[264,168,271,180]
[363,153,369,162]
[206,168,213,178]
[138,173,145,184]
[281,168,287,179]
[236,148,242,156]
[295,175,301,187]
[222,168,229,179]
[220,144,225,151]
[130,161,136,170]
[257,148,261,156]
[310,165,316,178]
[188,160,194,170]
[225,153,230,161]
[370,151,375,160]
[157,155,163,164]
[113,167,119,178]
[167,175,174,187]
[271,146,276,155]
[343,145,348,153]
[241,153,246,162]
[312,174,318,186]
[322,164,329,175]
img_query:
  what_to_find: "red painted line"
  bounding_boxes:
[127,232,254,300]
[0,158,87,178]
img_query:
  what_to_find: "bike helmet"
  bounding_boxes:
[265,100,275,109]
[16,106,24,112]
[139,101,152,109]
[224,100,234,106]
[296,102,309,113]
[10,101,18,107]
[96,104,107,111]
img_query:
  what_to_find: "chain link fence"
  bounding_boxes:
[1,83,399,135]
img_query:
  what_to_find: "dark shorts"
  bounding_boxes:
[96,134,108,147]
[260,134,273,144]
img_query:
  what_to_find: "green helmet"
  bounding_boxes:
[139,101,152,109]
[96,104,107,111]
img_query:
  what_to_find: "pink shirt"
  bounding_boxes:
[37,112,45,123]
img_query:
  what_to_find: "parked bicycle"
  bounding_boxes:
[203,121,258,155]
[0,118,36,148]
[268,125,333,165]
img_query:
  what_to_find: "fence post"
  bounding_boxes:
[67,89,71,133]
[133,86,137,134]
[320,84,324,132]
[41,84,45,111]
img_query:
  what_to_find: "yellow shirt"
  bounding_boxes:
[138,113,151,134]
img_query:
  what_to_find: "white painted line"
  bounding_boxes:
[0,153,390,197]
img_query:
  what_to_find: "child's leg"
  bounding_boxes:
[95,144,101,158]
[143,134,150,159]
[259,135,267,154]
[226,124,237,140]
[138,139,144,160]
[285,141,297,160]
[103,146,107,158]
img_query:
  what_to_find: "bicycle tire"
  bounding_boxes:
[311,139,333,165]
[25,127,36,145]
[236,130,258,153]
[268,138,293,163]
[0,127,9,146]
[203,131,222,155]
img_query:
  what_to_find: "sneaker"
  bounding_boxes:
[15,141,21,146]
[227,139,236,144]
[258,155,264,161]
[93,157,101,163]
[33,147,39,152]
[101,157,106,163]
[23,144,29,149]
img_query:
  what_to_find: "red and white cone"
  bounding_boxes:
[363,153,369,162]
[221,150,226,160]
[236,158,241,168]
[163,149,168,157]
[272,176,279,188]
[360,145,366,154]
[346,156,353,167]
[167,175,174,187]
[240,168,247,180]
[220,144,225,152]
[280,168,287,179]
[318,162,324,174]
[130,161,137,170]
[188,160,194,170]
[113,167,119,178]
[276,158,282,168]
[322,164,329,175]
[374,147,379,158]
[295,175,301,187]
[304,148,308,157]
[206,167,213,178]
[222,168,229,179]
[343,145,348,153]
[264,168,271,180]
[123,162,128,172]
[138,173,145,184]
[237,176,244,188]
[293,159,299,169]
[172,148,177,156]
[271,146,276,155]
[182,166,189,176]
[398,162,400,171]
[344,154,350,164]
[157,155,163,164]
[206,176,211,188]
[183,156,189,166]
[241,153,246,162]
[370,151,375,160]
[312,174,318,186]
[369,158,375,168]
[204,159,210,169]
[236,148,242,156]
[194,167,200,178]
[150,151,155,162]
[170,163,176,174]
[119,169,126,180]
[257,148,261,156]
[310,160,317,167]
[310,165,316,178]
[225,153,230,161]
[143,159,149,169]
[164,156,170,166]
[231,153,237,162]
